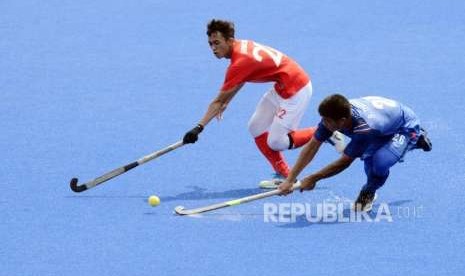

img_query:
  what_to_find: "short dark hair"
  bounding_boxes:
[318,94,352,120]
[207,19,235,40]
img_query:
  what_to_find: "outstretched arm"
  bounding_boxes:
[183,84,243,144]
[311,154,354,180]
[298,154,354,192]
[199,84,243,127]
[278,137,323,194]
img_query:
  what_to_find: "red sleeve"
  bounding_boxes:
[221,62,253,91]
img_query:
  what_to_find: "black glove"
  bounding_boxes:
[183,124,204,144]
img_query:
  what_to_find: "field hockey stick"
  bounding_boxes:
[174,181,301,215]
[70,140,184,193]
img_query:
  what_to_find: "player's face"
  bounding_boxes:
[322,117,345,132]
[208,32,233,59]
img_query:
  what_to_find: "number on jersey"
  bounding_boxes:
[240,40,283,67]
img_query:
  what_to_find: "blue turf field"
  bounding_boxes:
[2,1,465,275]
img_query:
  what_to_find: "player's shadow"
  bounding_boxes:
[386,199,413,207]
[277,199,413,229]
[65,195,147,199]
[65,184,328,203]
[161,185,328,202]
[65,188,260,202]
[160,186,261,202]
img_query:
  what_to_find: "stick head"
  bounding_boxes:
[174,206,186,215]
[70,178,87,193]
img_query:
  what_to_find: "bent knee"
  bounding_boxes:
[370,161,391,177]
[267,134,289,151]
[371,149,400,176]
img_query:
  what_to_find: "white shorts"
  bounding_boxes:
[248,82,313,150]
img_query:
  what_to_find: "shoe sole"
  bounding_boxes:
[259,181,280,189]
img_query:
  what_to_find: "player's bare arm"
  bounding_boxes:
[183,84,243,144]
[199,84,243,125]
[278,137,323,195]
[299,154,354,191]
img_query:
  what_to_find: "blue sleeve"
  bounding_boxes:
[314,121,333,142]
[343,134,371,158]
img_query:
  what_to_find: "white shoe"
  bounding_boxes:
[259,173,285,189]
[328,131,346,153]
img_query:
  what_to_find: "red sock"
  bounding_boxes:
[254,132,289,177]
[288,127,316,149]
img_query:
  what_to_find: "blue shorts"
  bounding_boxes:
[361,127,420,193]
[361,126,420,161]
[385,127,420,162]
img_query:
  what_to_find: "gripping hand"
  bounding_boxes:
[183,124,204,144]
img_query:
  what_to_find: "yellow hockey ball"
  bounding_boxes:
[148,195,160,207]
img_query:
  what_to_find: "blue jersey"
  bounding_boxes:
[314,96,420,159]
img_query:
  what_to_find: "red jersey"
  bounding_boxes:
[221,40,310,99]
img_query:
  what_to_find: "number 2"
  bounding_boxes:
[241,40,283,67]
